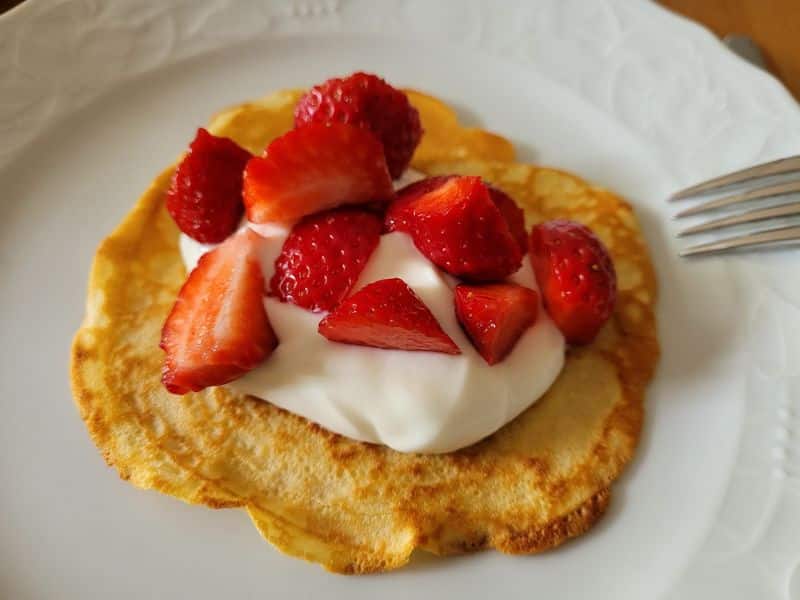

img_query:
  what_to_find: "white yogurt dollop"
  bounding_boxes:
[178,173,565,453]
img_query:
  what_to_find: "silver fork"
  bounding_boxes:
[671,156,800,257]
[671,35,800,257]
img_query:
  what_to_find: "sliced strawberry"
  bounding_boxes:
[386,175,453,230]
[386,176,522,281]
[243,123,394,225]
[166,128,251,243]
[160,229,277,394]
[454,283,538,365]
[294,72,423,178]
[388,176,527,254]
[318,278,460,354]
[530,220,617,345]
[488,186,528,253]
[270,207,382,312]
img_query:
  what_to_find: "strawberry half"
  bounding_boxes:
[530,219,617,345]
[243,123,394,225]
[386,176,522,281]
[160,229,277,394]
[318,278,460,354]
[166,128,251,243]
[454,283,539,365]
[270,207,382,312]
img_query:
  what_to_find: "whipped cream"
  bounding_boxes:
[178,174,565,453]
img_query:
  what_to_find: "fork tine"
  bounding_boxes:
[677,201,800,236]
[674,180,800,218]
[680,225,800,257]
[670,155,800,200]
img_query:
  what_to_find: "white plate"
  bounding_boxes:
[1,1,799,598]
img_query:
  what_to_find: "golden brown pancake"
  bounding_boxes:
[70,89,659,574]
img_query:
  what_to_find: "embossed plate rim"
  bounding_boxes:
[1,1,799,599]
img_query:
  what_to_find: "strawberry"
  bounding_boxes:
[166,128,251,243]
[270,208,382,312]
[386,176,522,281]
[294,72,423,178]
[318,278,460,354]
[388,175,527,253]
[530,220,617,345]
[488,186,528,253]
[454,283,539,365]
[160,229,277,394]
[243,123,393,225]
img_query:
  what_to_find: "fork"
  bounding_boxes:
[671,34,800,257]
[670,156,800,257]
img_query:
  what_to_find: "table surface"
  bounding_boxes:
[0,0,797,96]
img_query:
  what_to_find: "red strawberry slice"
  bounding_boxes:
[270,207,383,312]
[488,186,528,253]
[160,229,277,394]
[166,128,252,243]
[243,123,394,225]
[389,176,527,252]
[294,72,423,178]
[386,176,522,281]
[318,278,460,354]
[454,283,539,365]
[530,219,617,345]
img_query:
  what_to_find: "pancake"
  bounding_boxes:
[70,89,659,573]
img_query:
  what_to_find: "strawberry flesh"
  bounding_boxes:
[166,128,251,243]
[488,186,528,253]
[454,283,539,365]
[530,219,617,345]
[160,229,277,394]
[243,123,393,225]
[386,176,522,281]
[318,278,460,354]
[271,207,383,312]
